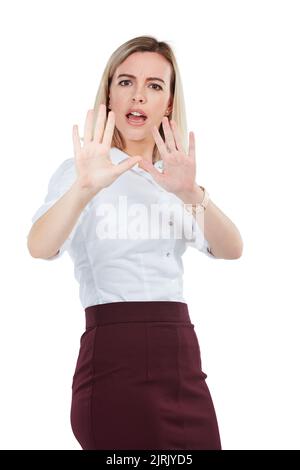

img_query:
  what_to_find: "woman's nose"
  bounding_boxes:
[132,88,146,103]
[132,95,145,103]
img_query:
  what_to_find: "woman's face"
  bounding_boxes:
[109,51,173,145]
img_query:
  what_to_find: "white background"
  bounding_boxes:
[0,0,299,450]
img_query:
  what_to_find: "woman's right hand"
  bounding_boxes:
[72,104,142,196]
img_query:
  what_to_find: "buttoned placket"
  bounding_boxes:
[131,159,177,260]
[111,148,177,259]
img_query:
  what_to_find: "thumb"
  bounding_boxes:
[139,159,162,180]
[138,158,151,173]
[115,156,143,175]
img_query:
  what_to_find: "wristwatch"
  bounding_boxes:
[185,185,210,214]
[197,185,210,211]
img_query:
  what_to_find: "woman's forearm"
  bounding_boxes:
[175,185,243,259]
[27,180,98,259]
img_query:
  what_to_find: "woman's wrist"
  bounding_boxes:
[175,184,205,206]
[72,179,101,207]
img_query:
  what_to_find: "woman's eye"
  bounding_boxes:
[150,83,162,90]
[119,80,131,86]
[118,80,162,90]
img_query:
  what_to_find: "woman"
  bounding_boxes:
[27,35,243,450]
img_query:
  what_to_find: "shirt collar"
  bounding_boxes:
[110,146,164,190]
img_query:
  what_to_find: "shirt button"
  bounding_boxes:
[168,221,173,226]
[166,252,171,257]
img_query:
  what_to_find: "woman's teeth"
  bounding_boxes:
[127,113,146,119]
[126,113,147,124]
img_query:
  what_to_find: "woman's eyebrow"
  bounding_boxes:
[117,73,165,85]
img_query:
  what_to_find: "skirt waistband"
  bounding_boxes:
[84,301,191,328]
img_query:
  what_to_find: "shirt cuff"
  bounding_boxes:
[185,214,217,259]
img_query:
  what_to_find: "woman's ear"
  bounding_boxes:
[166,97,173,115]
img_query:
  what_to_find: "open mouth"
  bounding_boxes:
[126,113,148,125]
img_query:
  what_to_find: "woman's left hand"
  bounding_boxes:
[138,116,197,196]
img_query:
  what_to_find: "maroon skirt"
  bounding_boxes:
[70,301,222,450]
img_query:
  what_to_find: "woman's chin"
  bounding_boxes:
[122,129,149,140]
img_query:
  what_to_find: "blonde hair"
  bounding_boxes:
[92,35,188,164]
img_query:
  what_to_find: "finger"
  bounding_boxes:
[138,159,164,180]
[152,125,168,158]
[93,104,107,142]
[162,117,176,152]
[72,125,82,159]
[170,120,185,153]
[114,156,143,176]
[188,131,195,160]
[83,109,94,145]
[102,111,116,148]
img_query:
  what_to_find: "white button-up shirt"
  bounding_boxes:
[30,147,216,308]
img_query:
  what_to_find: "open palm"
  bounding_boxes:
[139,116,197,196]
[72,104,142,196]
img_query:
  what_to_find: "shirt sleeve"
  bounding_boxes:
[29,158,87,261]
[184,211,217,259]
